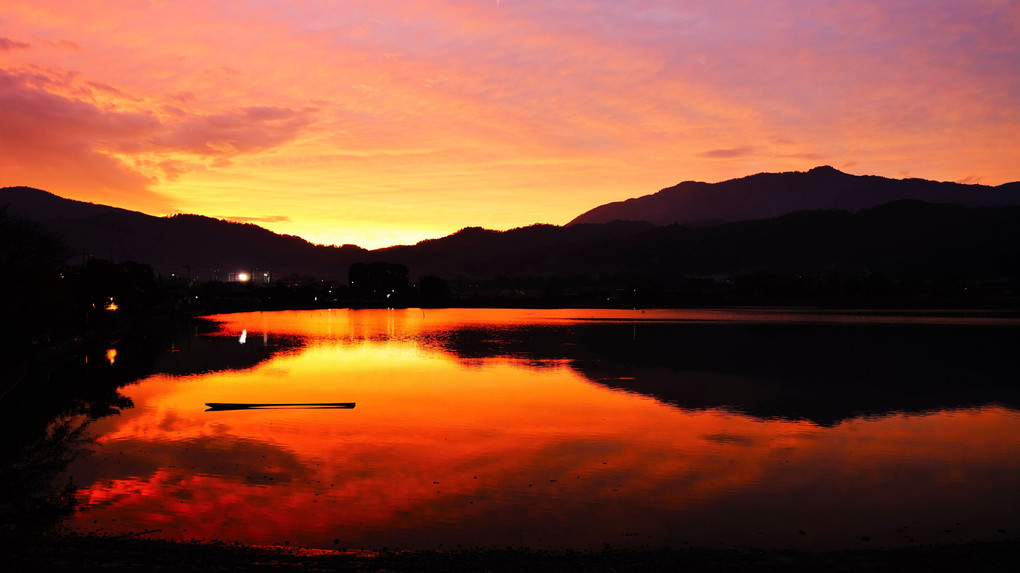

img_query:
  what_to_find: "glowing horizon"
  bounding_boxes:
[2,1,1018,249]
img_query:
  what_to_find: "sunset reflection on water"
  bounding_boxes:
[61,309,1020,550]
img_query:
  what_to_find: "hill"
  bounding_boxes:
[562,200,1020,281]
[373,220,654,279]
[569,166,1020,226]
[361,200,1020,291]
[1,186,365,280]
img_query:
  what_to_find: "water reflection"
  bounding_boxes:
[1,342,138,535]
[55,309,1020,550]
[152,318,305,378]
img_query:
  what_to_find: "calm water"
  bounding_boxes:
[56,308,1020,550]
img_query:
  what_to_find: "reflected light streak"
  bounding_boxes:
[201,308,1020,343]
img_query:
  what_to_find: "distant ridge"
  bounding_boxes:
[568,166,1020,226]
[0,186,364,280]
[6,166,1020,288]
[0,186,126,219]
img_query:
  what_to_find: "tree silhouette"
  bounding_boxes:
[0,208,72,357]
[348,261,409,299]
[418,274,449,306]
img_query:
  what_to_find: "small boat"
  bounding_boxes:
[205,402,355,411]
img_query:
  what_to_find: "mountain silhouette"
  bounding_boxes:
[371,220,654,279]
[1,186,365,280]
[569,166,1020,226]
[558,200,1020,281]
[5,165,1020,291]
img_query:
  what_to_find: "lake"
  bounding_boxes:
[55,308,1020,551]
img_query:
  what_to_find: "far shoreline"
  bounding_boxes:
[4,531,1019,572]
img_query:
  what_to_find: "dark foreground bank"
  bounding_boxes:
[4,534,1019,572]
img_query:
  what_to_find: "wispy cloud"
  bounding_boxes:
[226,215,292,224]
[151,106,313,159]
[699,147,756,159]
[0,66,316,211]
[0,37,30,51]
[0,68,166,209]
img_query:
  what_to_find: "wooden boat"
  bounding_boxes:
[205,402,355,411]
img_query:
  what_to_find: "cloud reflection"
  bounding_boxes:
[57,309,1020,550]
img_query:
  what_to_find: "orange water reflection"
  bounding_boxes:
[63,309,1020,550]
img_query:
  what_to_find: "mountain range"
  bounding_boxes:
[4,166,1020,286]
[569,165,1020,226]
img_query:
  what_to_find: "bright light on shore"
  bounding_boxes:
[238,273,249,282]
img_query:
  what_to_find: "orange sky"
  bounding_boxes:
[2,1,1018,248]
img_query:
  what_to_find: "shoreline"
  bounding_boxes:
[4,533,1019,572]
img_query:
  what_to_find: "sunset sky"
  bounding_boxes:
[2,1,1018,248]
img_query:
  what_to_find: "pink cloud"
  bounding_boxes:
[0,66,316,209]
[151,106,313,157]
[0,68,166,209]
[0,37,31,51]
[699,146,756,159]
[227,215,293,224]
[156,159,194,182]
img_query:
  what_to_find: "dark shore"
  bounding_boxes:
[4,533,1019,572]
